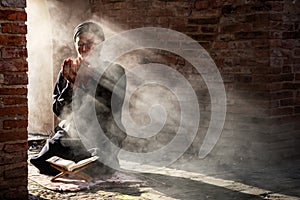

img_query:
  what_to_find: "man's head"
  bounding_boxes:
[73,21,104,59]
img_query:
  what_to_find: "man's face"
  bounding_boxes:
[75,32,101,59]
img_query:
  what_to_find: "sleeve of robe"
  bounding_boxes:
[52,70,73,117]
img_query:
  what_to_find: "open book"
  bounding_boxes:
[46,156,99,172]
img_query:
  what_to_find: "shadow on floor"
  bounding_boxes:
[79,172,264,200]
[170,158,300,198]
[141,172,264,200]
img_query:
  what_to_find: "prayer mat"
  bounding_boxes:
[28,164,146,191]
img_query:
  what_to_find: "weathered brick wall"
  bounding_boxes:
[0,0,28,199]
[267,0,300,160]
[91,0,300,165]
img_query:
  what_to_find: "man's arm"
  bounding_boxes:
[53,71,73,117]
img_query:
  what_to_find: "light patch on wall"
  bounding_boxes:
[26,0,54,134]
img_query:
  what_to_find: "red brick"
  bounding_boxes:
[0,60,27,72]
[282,83,300,89]
[218,33,235,41]
[268,82,282,91]
[0,131,27,142]
[294,65,300,73]
[250,4,272,12]
[113,2,126,9]
[280,99,294,107]
[282,66,292,73]
[0,88,27,95]
[1,23,27,34]
[269,31,282,39]
[268,21,283,30]
[151,1,164,8]
[158,17,170,25]
[174,7,191,17]
[144,17,159,25]
[3,119,27,130]
[228,41,252,49]
[282,32,300,39]
[254,49,270,58]
[0,10,26,21]
[172,25,198,33]
[1,97,27,105]
[234,74,252,83]
[1,0,26,7]
[270,107,294,116]
[149,9,173,18]
[195,0,209,10]
[190,34,215,41]
[282,40,295,49]
[295,106,300,114]
[269,39,281,47]
[269,13,282,21]
[271,74,294,82]
[235,31,269,39]
[246,14,270,23]
[294,49,300,56]
[271,91,294,100]
[268,1,284,12]
[209,0,225,8]
[221,24,252,33]
[251,65,271,73]
[0,35,26,46]
[3,73,28,85]
[294,97,300,106]
[253,40,269,48]
[201,25,217,33]
[269,67,282,74]
[292,58,300,64]
[198,41,211,49]
[212,41,228,49]
[172,18,186,26]
[4,143,27,153]
[269,99,279,109]
[0,107,28,117]
[4,166,27,178]
[270,49,282,57]
[188,17,219,25]
[252,75,270,82]
[253,22,270,30]
[283,57,293,65]
[282,23,294,31]
[270,57,283,67]
[295,73,300,80]
[1,47,27,59]
[0,152,26,165]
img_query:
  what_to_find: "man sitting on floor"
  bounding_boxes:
[30,21,127,177]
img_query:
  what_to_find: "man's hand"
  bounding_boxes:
[61,57,94,87]
[62,58,79,84]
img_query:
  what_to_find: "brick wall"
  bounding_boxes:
[267,0,300,160]
[91,0,300,166]
[0,0,28,199]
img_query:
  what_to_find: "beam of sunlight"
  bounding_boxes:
[26,0,54,134]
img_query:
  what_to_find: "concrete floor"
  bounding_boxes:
[28,148,300,200]
[28,133,300,199]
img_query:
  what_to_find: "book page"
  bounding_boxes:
[47,156,99,171]
[47,156,76,171]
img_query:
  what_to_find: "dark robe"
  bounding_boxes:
[30,62,127,176]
